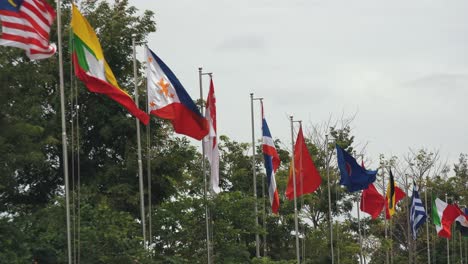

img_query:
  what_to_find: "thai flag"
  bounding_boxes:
[261,102,280,214]
[0,0,56,59]
[146,46,208,140]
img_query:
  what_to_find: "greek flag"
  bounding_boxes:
[410,181,427,240]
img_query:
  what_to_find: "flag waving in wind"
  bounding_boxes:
[285,125,321,200]
[0,0,56,59]
[433,197,465,238]
[385,168,406,219]
[146,46,208,140]
[203,79,220,193]
[360,159,385,219]
[410,181,426,240]
[336,145,377,192]
[70,4,149,124]
[261,102,280,213]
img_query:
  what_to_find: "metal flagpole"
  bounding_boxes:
[200,67,212,263]
[132,37,146,246]
[250,93,262,258]
[405,174,412,264]
[325,135,334,264]
[446,193,450,264]
[357,199,364,264]
[357,154,365,264]
[57,0,72,262]
[424,179,431,264]
[460,221,464,264]
[260,98,267,257]
[290,116,300,263]
[382,163,389,264]
[145,75,153,251]
[298,120,305,262]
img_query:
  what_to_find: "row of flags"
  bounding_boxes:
[0,1,220,191]
[3,0,468,244]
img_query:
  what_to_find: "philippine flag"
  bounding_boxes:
[261,102,281,214]
[146,47,208,140]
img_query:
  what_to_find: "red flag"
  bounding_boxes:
[385,185,406,219]
[285,125,321,200]
[360,183,385,219]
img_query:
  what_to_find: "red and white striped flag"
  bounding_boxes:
[203,79,220,193]
[0,0,56,59]
[261,102,281,213]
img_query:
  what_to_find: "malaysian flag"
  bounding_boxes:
[410,181,427,240]
[0,0,56,59]
[261,102,280,214]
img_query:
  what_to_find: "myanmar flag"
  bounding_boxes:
[70,4,149,125]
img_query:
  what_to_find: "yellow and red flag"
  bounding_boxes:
[70,4,149,125]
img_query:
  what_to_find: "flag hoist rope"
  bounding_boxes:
[145,75,153,252]
[381,163,389,264]
[424,179,431,264]
[69,33,77,264]
[357,154,364,264]
[200,67,213,263]
[290,116,300,263]
[57,0,72,262]
[132,37,147,247]
[298,121,305,262]
[446,193,450,264]
[260,100,267,257]
[405,173,411,264]
[335,150,340,264]
[325,134,334,264]
[250,93,262,258]
[69,37,82,263]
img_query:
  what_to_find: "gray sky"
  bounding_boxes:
[130,0,468,170]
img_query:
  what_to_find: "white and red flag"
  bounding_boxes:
[0,0,56,59]
[261,102,280,214]
[203,79,220,193]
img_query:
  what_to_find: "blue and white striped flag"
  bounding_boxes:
[410,181,427,240]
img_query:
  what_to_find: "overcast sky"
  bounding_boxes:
[129,0,468,170]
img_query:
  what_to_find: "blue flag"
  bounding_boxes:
[336,145,377,192]
[410,181,426,240]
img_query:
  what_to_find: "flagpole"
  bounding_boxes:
[405,174,411,264]
[298,120,305,262]
[460,219,464,264]
[290,116,300,263]
[145,74,153,251]
[200,67,212,264]
[250,93,262,258]
[357,154,365,264]
[382,162,389,264]
[446,193,450,264]
[132,37,146,246]
[57,0,72,262]
[260,98,267,257]
[357,199,364,264]
[325,134,334,264]
[424,180,431,264]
